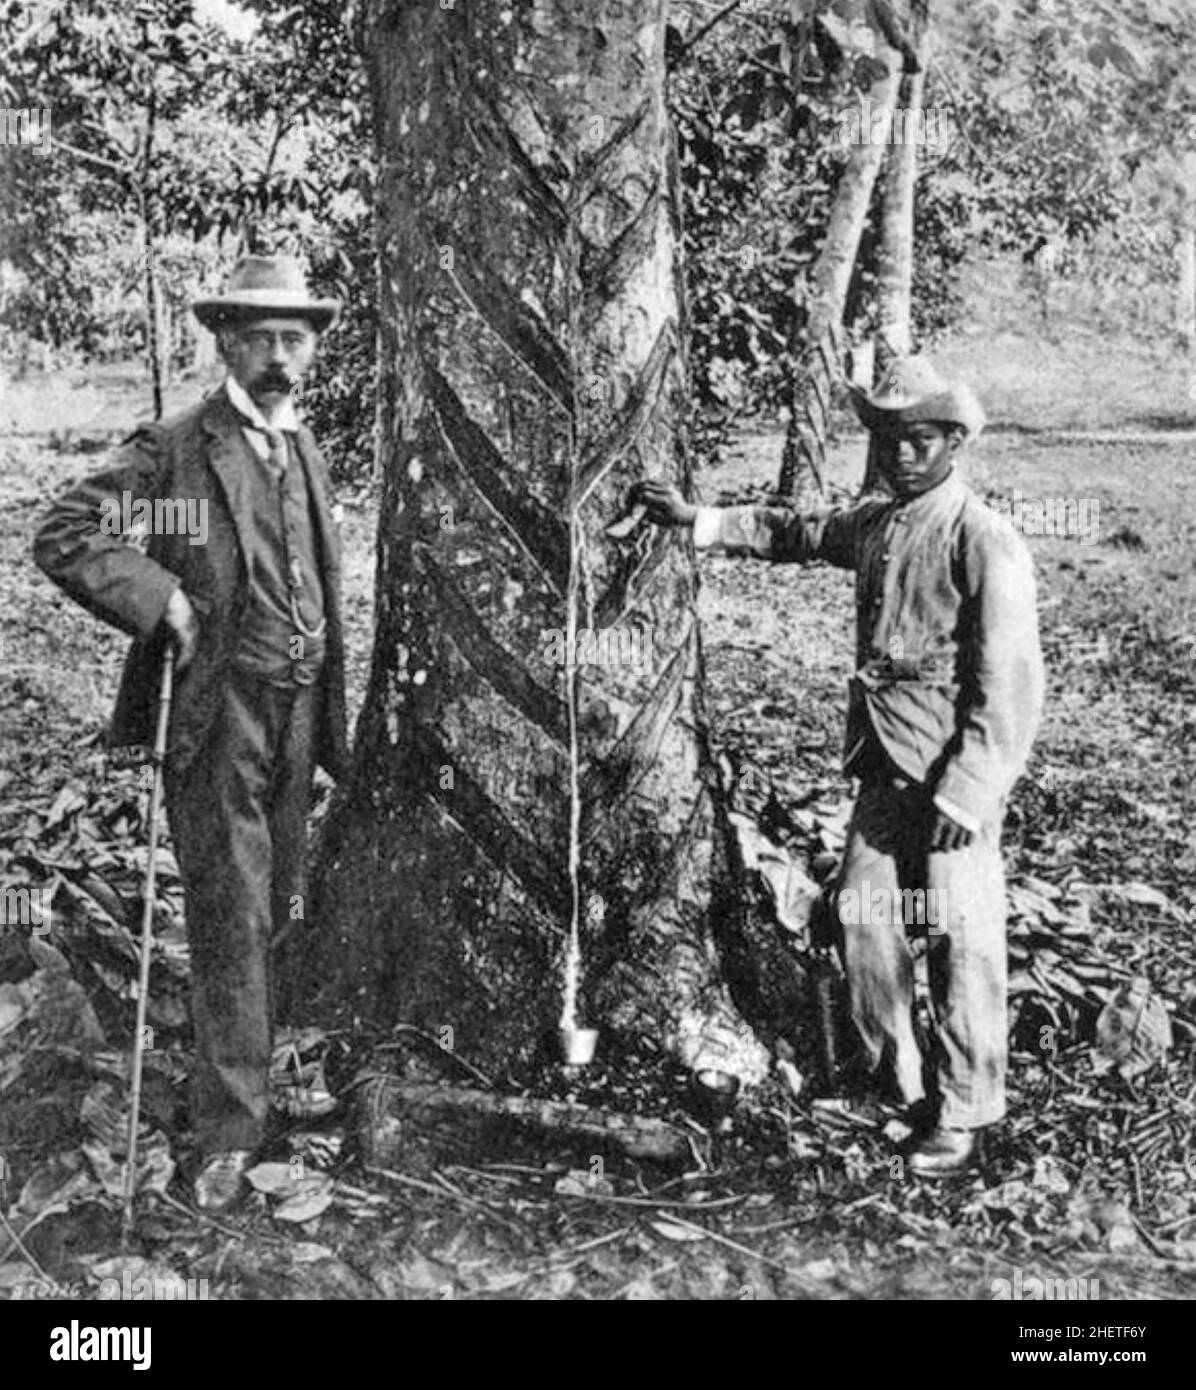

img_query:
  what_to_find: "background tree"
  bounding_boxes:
[0,0,375,468]
[776,15,900,500]
[669,0,897,470]
[860,0,929,493]
[0,0,226,402]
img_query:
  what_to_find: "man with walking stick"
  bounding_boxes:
[34,257,350,1213]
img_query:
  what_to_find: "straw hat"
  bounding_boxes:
[849,356,986,439]
[193,256,341,333]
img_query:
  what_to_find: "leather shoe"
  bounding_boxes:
[194,1149,252,1212]
[273,1059,337,1119]
[907,1126,977,1176]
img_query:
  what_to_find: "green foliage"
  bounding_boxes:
[6,0,1196,477]
[669,0,1196,444]
[219,1,378,485]
[0,0,231,350]
[924,0,1196,318]
[300,225,377,490]
[0,0,377,479]
[668,1,863,446]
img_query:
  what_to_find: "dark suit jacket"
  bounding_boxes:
[33,388,350,780]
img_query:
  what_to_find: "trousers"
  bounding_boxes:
[165,667,319,1155]
[835,775,1008,1129]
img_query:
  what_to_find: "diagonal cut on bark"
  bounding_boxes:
[284,0,806,1086]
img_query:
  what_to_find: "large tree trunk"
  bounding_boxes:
[289,0,785,1085]
[777,62,898,500]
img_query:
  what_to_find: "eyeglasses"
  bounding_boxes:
[238,329,313,353]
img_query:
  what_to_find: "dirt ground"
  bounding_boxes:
[2,319,1195,1301]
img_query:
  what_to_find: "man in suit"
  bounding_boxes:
[635,357,1045,1175]
[35,256,349,1210]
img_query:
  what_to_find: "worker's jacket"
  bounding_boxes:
[693,470,1045,828]
[32,389,349,780]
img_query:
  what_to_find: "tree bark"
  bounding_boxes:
[873,82,923,357]
[358,1078,692,1168]
[862,4,928,495]
[1175,172,1196,356]
[289,0,788,1086]
[140,86,163,422]
[777,63,898,500]
[143,238,163,421]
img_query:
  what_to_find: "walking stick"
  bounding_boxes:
[121,645,175,1250]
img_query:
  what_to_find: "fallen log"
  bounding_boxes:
[356,1077,693,1171]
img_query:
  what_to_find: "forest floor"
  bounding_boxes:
[2,316,1196,1301]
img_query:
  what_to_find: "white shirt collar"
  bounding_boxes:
[225,375,300,433]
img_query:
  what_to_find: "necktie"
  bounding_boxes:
[264,428,289,481]
[261,428,326,642]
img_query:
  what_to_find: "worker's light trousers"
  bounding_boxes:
[836,776,1008,1129]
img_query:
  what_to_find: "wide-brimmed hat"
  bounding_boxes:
[849,356,985,439]
[192,256,341,332]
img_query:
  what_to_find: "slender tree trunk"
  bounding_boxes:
[873,81,923,356]
[1175,183,1196,356]
[862,5,928,495]
[140,86,162,421]
[777,63,898,500]
[141,224,162,422]
[290,0,792,1084]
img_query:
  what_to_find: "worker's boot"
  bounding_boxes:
[907,1126,977,1177]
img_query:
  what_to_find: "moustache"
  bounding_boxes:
[256,371,296,393]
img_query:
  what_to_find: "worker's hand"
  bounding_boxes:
[929,807,974,853]
[631,480,698,528]
[162,588,199,671]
